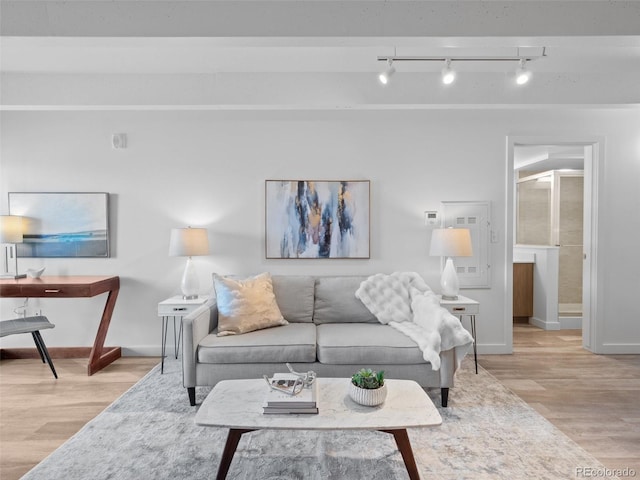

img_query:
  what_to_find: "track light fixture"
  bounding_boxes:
[515,59,532,85]
[441,59,456,85]
[378,59,396,85]
[376,49,544,86]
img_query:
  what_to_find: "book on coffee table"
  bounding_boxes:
[263,373,318,414]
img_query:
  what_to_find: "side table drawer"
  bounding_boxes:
[441,304,479,315]
[158,303,203,316]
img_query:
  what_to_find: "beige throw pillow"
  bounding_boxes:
[214,272,288,336]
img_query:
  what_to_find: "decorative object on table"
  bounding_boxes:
[262,369,318,414]
[26,267,46,278]
[0,215,26,278]
[284,362,317,388]
[8,192,110,258]
[429,227,473,300]
[349,368,387,406]
[265,180,370,259]
[169,227,210,299]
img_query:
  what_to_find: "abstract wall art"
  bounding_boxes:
[265,180,370,259]
[8,192,110,258]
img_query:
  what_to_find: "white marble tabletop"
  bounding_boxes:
[195,378,442,430]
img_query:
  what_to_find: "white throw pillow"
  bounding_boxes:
[214,272,288,336]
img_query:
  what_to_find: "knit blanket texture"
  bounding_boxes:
[355,272,474,370]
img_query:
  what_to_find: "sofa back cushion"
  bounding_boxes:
[271,275,315,323]
[313,276,378,324]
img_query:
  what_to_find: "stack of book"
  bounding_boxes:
[262,373,318,414]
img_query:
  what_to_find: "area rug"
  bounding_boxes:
[22,357,617,480]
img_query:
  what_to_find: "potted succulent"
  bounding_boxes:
[349,368,387,406]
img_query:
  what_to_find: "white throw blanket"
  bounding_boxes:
[355,272,474,371]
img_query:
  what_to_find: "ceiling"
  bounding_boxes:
[2,37,640,77]
[514,145,585,172]
[2,1,639,108]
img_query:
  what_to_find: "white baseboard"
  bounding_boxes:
[598,343,640,354]
[475,344,512,354]
[559,316,582,329]
[529,316,561,331]
[121,346,163,357]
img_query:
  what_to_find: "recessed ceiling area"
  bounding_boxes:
[514,145,585,172]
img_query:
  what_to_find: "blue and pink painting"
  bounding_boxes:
[265,180,370,259]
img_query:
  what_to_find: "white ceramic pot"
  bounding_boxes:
[348,382,387,406]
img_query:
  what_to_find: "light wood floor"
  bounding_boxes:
[481,324,640,474]
[1,326,639,479]
[0,356,159,480]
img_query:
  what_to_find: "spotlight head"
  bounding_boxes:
[441,59,456,85]
[378,59,395,85]
[515,59,531,85]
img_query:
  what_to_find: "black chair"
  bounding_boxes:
[0,316,58,378]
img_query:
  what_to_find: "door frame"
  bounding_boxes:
[506,135,604,352]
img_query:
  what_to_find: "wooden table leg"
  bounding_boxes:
[216,429,255,480]
[88,281,121,375]
[380,429,421,480]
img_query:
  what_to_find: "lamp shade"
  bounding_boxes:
[0,215,24,244]
[169,227,210,257]
[429,228,473,257]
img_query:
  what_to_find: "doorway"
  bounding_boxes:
[507,136,603,353]
[515,166,584,329]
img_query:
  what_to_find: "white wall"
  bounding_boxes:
[1,108,639,354]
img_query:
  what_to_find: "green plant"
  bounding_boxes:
[351,368,385,389]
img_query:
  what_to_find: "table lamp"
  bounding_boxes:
[169,227,210,299]
[0,215,27,279]
[429,227,473,300]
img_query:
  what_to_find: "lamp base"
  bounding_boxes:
[0,273,26,279]
[180,257,200,299]
[440,257,460,300]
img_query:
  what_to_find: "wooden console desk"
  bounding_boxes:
[0,275,121,375]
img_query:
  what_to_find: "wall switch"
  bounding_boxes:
[490,229,499,243]
[111,133,127,149]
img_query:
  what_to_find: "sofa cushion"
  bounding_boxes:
[316,323,427,365]
[198,323,316,364]
[313,276,378,324]
[214,273,288,336]
[271,275,315,323]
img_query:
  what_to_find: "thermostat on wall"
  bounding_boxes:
[424,211,439,226]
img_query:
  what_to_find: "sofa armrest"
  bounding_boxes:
[438,348,457,388]
[182,298,218,388]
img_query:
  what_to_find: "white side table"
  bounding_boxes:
[157,295,209,374]
[438,294,480,374]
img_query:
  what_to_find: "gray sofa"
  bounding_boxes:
[182,275,463,407]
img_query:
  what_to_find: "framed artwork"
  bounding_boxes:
[265,180,370,259]
[8,192,110,258]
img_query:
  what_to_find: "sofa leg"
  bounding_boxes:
[441,388,449,407]
[187,387,196,406]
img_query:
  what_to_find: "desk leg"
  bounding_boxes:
[380,429,420,480]
[216,429,255,480]
[87,284,121,375]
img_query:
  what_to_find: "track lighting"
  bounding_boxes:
[441,59,456,85]
[378,59,396,85]
[515,59,532,85]
[376,49,544,87]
